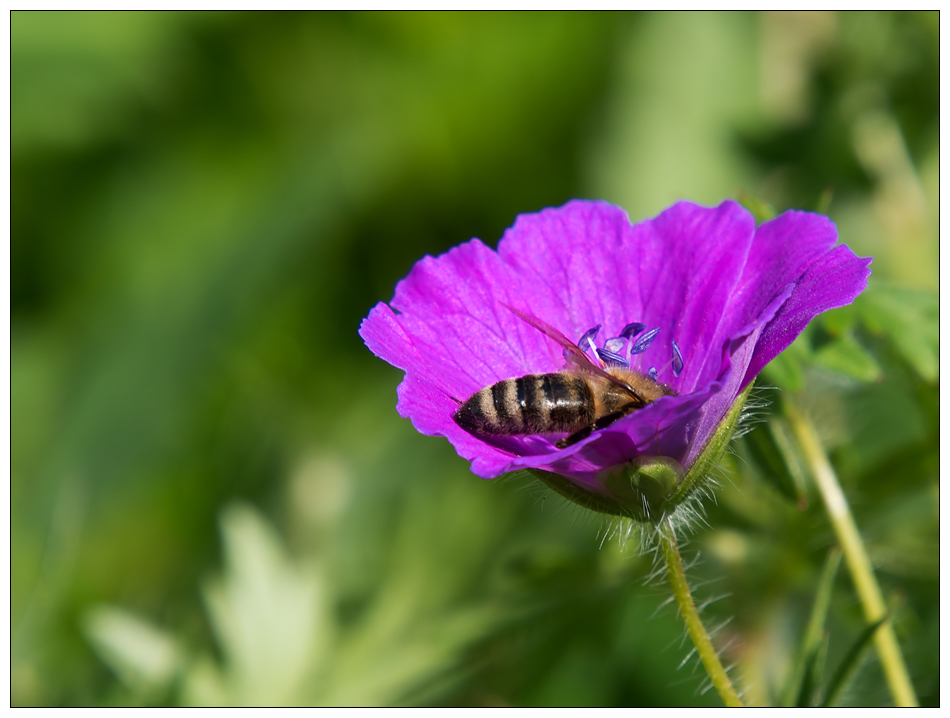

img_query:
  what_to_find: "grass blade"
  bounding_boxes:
[782,547,841,706]
[821,616,888,707]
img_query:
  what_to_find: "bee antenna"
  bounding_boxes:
[449,395,463,406]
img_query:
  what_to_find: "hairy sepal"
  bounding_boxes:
[531,383,753,523]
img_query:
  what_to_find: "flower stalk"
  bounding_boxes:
[786,404,918,708]
[658,518,744,708]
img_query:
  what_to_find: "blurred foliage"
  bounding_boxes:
[12,11,937,707]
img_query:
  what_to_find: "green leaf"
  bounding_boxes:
[856,286,938,383]
[740,416,808,508]
[783,548,841,706]
[820,616,889,707]
[761,334,810,392]
[82,604,181,696]
[200,503,331,706]
[817,304,857,335]
[810,332,883,382]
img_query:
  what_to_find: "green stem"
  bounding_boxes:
[658,518,744,707]
[786,404,918,707]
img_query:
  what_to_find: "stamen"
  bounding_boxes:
[620,322,646,339]
[648,367,658,381]
[672,340,684,377]
[630,327,660,355]
[596,348,629,368]
[578,325,601,356]
[604,337,626,354]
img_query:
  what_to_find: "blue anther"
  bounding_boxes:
[672,340,684,377]
[596,348,629,368]
[620,322,646,339]
[630,327,660,355]
[648,367,658,381]
[578,325,601,355]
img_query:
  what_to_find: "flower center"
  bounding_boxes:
[577,321,684,378]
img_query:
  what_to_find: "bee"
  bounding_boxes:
[453,305,675,449]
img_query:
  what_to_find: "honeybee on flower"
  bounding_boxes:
[452,303,676,449]
[360,199,871,521]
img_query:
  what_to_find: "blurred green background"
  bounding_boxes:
[11,11,937,707]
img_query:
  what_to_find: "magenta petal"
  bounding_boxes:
[682,281,793,467]
[743,243,873,385]
[623,200,756,392]
[389,238,556,390]
[731,210,841,331]
[360,301,534,479]
[497,200,642,345]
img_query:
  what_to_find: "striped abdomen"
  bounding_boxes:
[453,373,595,437]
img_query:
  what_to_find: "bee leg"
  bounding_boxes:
[592,410,630,431]
[556,409,635,449]
[556,426,593,449]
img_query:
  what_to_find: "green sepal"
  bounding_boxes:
[665,383,753,510]
[600,456,685,522]
[528,468,633,518]
[531,383,753,524]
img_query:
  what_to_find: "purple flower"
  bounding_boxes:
[359,200,871,516]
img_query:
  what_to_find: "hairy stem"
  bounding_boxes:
[658,518,744,707]
[786,404,918,707]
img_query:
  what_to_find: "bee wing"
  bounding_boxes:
[501,303,632,389]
